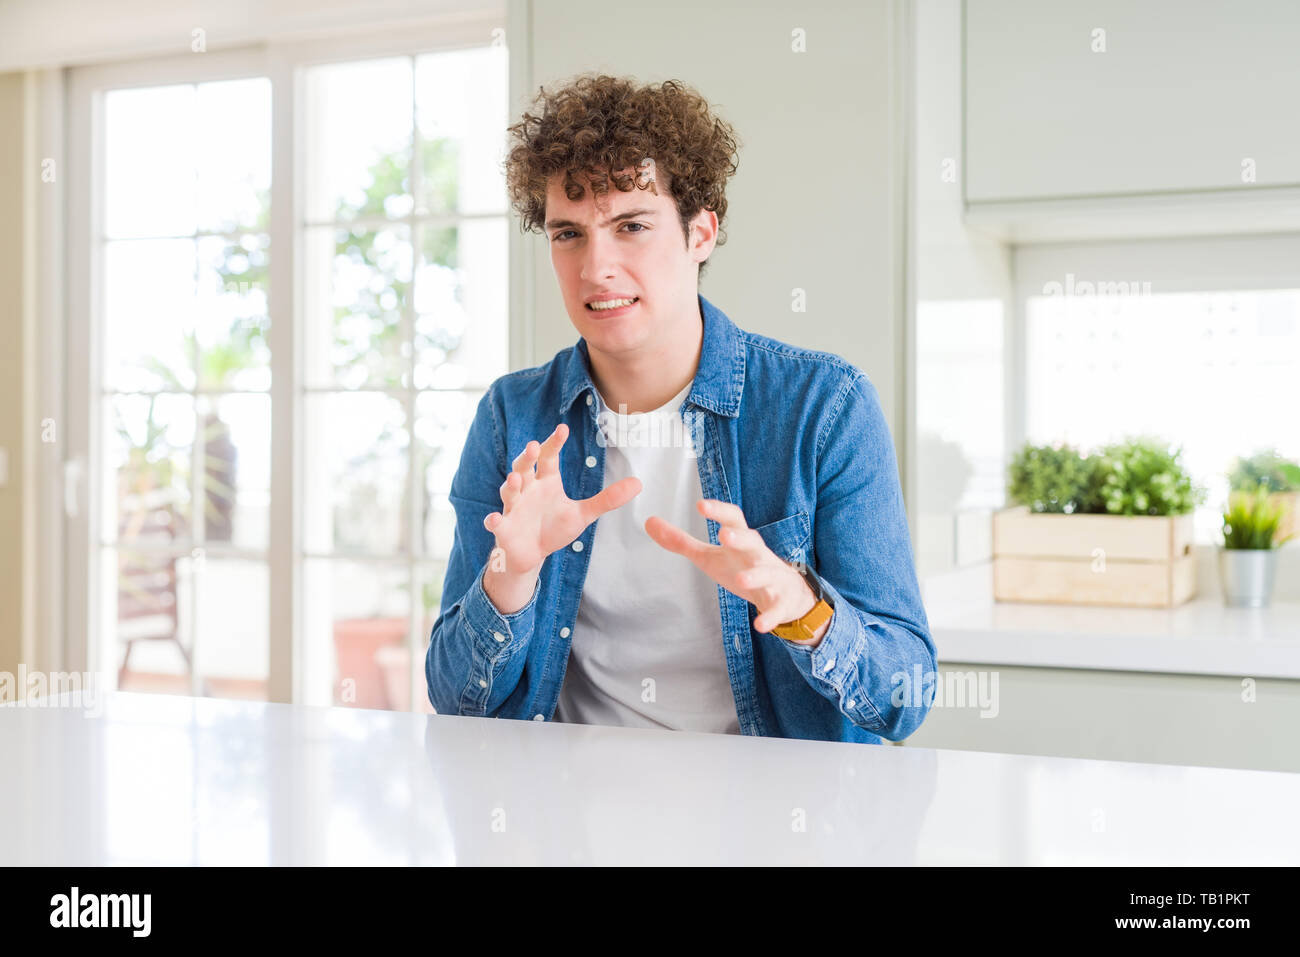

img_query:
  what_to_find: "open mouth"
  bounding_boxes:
[585,296,640,312]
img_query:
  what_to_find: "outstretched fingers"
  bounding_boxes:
[499,470,523,511]
[511,439,540,475]
[535,423,568,479]
[643,514,713,562]
[698,498,750,531]
[717,523,767,557]
[579,475,642,523]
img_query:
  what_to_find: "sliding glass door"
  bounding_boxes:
[65,18,509,711]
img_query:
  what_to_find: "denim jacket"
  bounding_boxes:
[426,293,936,744]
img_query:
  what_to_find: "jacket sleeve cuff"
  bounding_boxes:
[462,567,540,663]
[780,569,887,730]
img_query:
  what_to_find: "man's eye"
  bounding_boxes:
[552,223,645,242]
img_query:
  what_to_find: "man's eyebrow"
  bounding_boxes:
[544,208,658,231]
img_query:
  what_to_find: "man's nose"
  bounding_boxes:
[579,228,618,281]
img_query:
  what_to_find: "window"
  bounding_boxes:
[1024,287,1300,543]
[915,298,1005,577]
[97,77,272,699]
[298,47,508,710]
[1013,235,1300,547]
[68,20,510,712]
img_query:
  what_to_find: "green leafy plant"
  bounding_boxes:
[1007,435,1204,516]
[1228,449,1300,493]
[113,399,242,540]
[1095,436,1204,516]
[329,142,466,553]
[1007,442,1107,514]
[399,577,445,620]
[114,395,190,538]
[116,218,270,544]
[1222,485,1296,549]
[329,140,462,390]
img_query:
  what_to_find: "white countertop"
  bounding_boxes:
[3,691,1299,865]
[922,563,1300,679]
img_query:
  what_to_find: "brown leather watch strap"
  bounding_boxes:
[770,561,834,642]
[771,597,834,643]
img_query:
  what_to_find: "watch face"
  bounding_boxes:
[800,565,824,602]
[770,563,831,641]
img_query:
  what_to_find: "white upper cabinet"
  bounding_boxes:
[964,0,1300,204]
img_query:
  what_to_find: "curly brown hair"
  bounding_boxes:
[503,73,740,280]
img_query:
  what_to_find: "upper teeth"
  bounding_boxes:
[589,297,637,310]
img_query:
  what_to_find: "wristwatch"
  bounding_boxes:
[770,561,834,643]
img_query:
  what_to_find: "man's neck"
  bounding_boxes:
[587,298,704,414]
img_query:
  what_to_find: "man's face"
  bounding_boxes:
[543,168,716,359]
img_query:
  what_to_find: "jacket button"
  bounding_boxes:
[560,627,571,638]
[846,698,856,708]
[572,540,584,551]
[586,394,593,406]
[534,713,545,720]
[585,455,596,468]
[493,631,505,643]
[478,679,487,688]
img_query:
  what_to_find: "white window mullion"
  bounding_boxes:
[267,46,301,705]
[64,69,102,678]
[406,56,423,713]
[189,181,205,697]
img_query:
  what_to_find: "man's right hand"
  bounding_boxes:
[480,422,641,614]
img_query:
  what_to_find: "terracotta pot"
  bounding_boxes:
[332,617,407,710]
[376,644,436,714]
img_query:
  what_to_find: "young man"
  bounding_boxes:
[425,74,935,744]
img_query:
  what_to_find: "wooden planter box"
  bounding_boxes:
[993,506,1196,608]
[1272,491,1300,546]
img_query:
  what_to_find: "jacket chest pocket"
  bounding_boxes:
[752,509,811,565]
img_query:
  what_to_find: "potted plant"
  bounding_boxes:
[375,577,442,713]
[994,436,1206,607]
[137,235,269,543]
[1228,450,1300,547]
[1218,484,1298,607]
[333,614,407,710]
[1005,441,1107,514]
[1094,436,1204,517]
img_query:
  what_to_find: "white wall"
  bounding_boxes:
[0,0,504,70]
[522,0,911,448]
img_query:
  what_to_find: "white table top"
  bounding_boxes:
[923,563,1300,679]
[4,691,1299,865]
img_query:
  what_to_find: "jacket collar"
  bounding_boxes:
[559,293,746,418]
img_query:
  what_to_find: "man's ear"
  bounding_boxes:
[689,208,719,265]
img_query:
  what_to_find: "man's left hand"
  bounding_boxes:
[644,498,829,647]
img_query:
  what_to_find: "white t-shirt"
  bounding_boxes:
[554,379,741,734]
